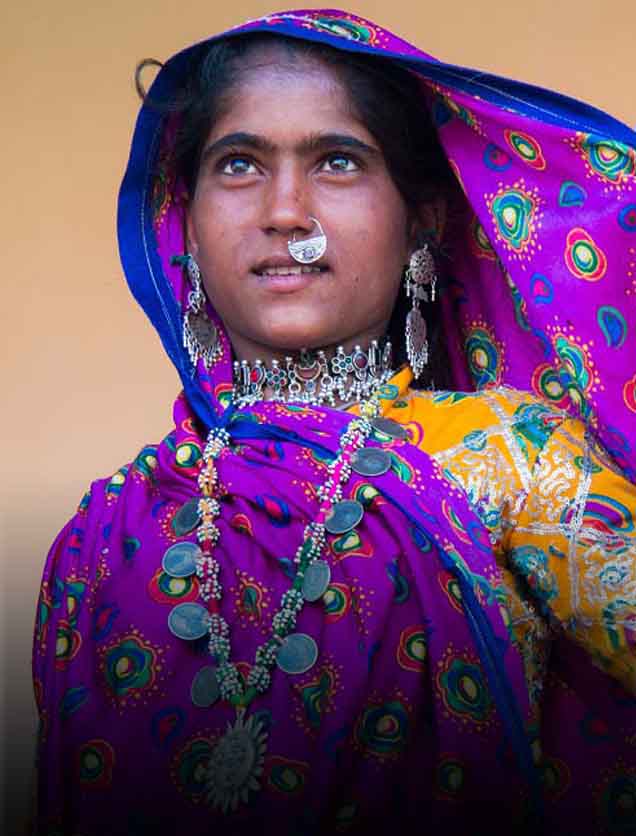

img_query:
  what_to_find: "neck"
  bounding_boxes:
[227,322,391,367]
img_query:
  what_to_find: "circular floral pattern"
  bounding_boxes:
[76,739,115,789]
[437,656,493,724]
[436,757,466,800]
[504,129,546,170]
[397,625,429,672]
[323,583,351,623]
[565,228,607,281]
[101,633,161,704]
[531,363,568,407]
[133,446,159,478]
[147,569,199,605]
[175,442,202,469]
[576,134,636,185]
[173,736,214,801]
[265,757,309,795]
[465,325,503,388]
[55,620,82,670]
[491,188,536,251]
[354,698,410,760]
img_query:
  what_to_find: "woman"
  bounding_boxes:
[33,8,636,835]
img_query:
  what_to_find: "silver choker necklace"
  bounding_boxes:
[231,339,394,407]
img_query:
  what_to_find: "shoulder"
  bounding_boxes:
[34,435,172,662]
[397,386,568,460]
[40,434,171,580]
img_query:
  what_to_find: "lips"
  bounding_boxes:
[261,265,324,276]
[252,256,329,276]
[249,257,329,294]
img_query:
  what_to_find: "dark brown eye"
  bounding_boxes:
[221,156,257,175]
[322,154,358,173]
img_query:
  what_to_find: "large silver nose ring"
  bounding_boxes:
[287,217,327,264]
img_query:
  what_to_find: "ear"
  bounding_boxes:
[184,204,200,258]
[408,193,447,250]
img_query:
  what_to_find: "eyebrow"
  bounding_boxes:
[200,131,380,164]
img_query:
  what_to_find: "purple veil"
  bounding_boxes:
[119,7,636,479]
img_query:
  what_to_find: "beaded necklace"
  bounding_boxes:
[163,384,407,813]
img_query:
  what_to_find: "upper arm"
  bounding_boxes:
[506,417,636,692]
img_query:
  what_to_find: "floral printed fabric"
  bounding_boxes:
[36,7,636,835]
[34,376,636,834]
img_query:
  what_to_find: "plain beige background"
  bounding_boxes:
[3,0,636,830]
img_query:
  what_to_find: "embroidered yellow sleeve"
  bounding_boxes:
[506,418,636,694]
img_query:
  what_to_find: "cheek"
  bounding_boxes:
[348,188,409,260]
[189,189,237,250]
[191,216,245,281]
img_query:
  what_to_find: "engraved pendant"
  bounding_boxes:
[205,712,268,813]
[184,309,219,369]
[405,306,428,380]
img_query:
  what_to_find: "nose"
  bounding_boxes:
[261,163,314,237]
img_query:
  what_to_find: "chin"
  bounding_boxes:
[261,332,336,354]
[255,321,341,354]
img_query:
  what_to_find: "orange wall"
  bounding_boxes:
[3,0,635,829]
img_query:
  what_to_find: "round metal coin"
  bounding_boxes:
[276,633,319,675]
[351,447,392,477]
[370,417,408,440]
[171,499,201,536]
[168,602,210,641]
[324,499,364,535]
[191,666,220,708]
[162,541,201,578]
[301,560,331,602]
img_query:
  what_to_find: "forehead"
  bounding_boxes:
[210,46,366,139]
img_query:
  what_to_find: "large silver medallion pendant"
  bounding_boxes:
[205,712,268,813]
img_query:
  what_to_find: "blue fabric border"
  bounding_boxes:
[219,21,636,144]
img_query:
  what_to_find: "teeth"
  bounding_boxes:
[259,266,323,276]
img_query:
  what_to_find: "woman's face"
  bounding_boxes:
[186,48,414,362]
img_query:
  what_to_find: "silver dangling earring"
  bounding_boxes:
[287,217,327,264]
[182,254,220,369]
[404,244,437,380]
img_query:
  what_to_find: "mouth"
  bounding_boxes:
[251,260,329,291]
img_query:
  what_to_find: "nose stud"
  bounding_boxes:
[287,217,327,264]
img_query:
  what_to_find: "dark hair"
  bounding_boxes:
[137,34,455,388]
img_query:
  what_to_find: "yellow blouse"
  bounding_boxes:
[373,368,636,700]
